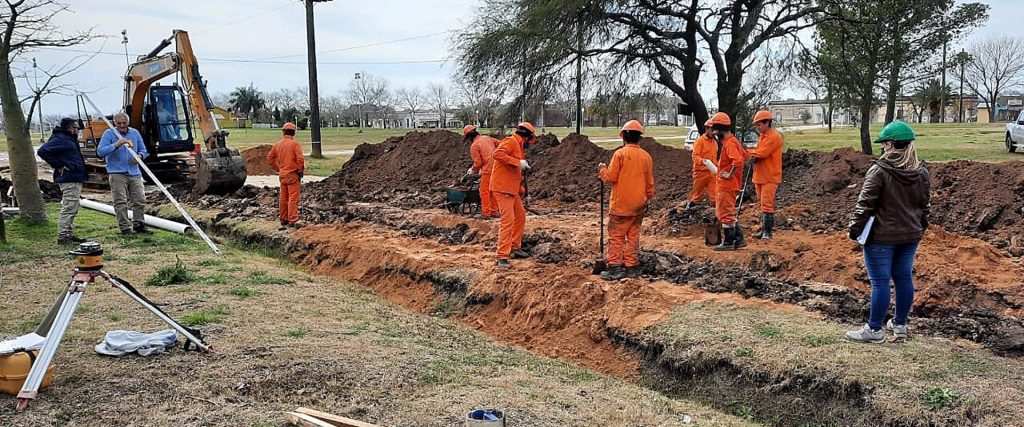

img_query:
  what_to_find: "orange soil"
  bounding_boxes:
[290,221,803,379]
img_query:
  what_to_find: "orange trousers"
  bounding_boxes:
[715,189,737,226]
[754,183,778,213]
[688,173,717,203]
[279,181,301,223]
[479,174,498,217]
[494,192,526,260]
[607,214,643,267]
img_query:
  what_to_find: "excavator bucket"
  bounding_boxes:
[193,147,247,195]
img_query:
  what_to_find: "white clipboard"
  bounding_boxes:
[856,216,875,245]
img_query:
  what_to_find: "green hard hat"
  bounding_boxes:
[875,120,916,143]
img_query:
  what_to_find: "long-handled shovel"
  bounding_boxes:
[592,180,607,274]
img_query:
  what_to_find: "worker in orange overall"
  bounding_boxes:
[710,112,750,251]
[686,118,718,210]
[748,110,784,239]
[598,120,655,280]
[268,122,304,230]
[490,122,536,268]
[464,125,500,219]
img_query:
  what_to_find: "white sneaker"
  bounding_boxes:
[886,319,909,339]
[845,324,885,344]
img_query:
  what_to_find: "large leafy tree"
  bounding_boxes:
[455,0,821,132]
[0,0,94,222]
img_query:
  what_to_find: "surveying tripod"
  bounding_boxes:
[15,242,211,412]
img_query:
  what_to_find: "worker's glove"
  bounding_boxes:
[519,160,530,170]
[467,167,476,176]
[703,159,718,174]
[719,169,733,179]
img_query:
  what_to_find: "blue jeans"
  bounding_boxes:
[863,241,920,331]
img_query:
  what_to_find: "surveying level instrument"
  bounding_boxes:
[15,242,211,412]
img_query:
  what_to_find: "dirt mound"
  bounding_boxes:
[928,160,1024,248]
[241,145,277,175]
[0,177,62,203]
[527,133,609,203]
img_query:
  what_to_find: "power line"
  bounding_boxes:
[33,46,448,66]
[258,30,451,60]
[192,1,294,35]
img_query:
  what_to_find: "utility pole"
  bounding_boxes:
[940,36,947,123]
[121,30,130,68]
[32,58,43,143]
[304,0,331,159]
[354,72,362,129]
[958,49,966,123]
[575,18,583,135]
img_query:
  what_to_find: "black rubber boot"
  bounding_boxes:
[600,265,626,281]
[734,224,747,248]
[713,227,736,251]
[761,213,774,240]
[625,266,639,278]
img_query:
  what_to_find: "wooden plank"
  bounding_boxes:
[295,407,381,427]
[285,412,335,427]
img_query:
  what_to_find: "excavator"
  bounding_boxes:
[76,29,247,195]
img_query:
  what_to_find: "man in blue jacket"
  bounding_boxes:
[96,113,150,234]
[37,118,88,244]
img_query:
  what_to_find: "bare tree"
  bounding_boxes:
[427,82,450,128]
[373,81,393,129]
[965,34,1024,123]
[345,72,386,128]
[395,87,424,128]
[0,0,94,222]
[20,51,97,133]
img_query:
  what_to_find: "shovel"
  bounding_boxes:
[522,169,543,216]
[592,180,607,274]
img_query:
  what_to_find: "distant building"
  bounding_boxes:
[765,99,854,125]
[977,95,1024,123]
[212,107,251,129]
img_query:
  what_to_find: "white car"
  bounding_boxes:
[683,124,700,150]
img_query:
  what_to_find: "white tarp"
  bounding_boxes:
[94,329,178,357]
[0,333,46,355]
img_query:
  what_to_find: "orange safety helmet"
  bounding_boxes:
[462,124,478,137]
[282,122,297,131]
[619,119,644,137]
[709,112,732,126]
[753,110,773,124]
[703,118,713,128]
[516,121,536,135]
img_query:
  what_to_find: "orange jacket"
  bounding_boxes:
[268,135,304,184]
[470,135,499,175]
[489,134,526,195]
[691,133,719,175]
[748,127,783,184]
[600,143,655,216]
[716,134,749,192]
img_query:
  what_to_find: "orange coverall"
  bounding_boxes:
[268,135,305,224]
[470,134,500,217]
[489,134,527,260]
[715,134,749,226]
[689,133,719,203]
[748,127,783,213]
[599,143,655,268]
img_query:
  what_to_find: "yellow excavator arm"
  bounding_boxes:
[119,29,246,194]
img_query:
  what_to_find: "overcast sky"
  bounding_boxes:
[19,0,1021,117]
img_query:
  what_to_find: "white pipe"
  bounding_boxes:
[80,198,190,234]
[80,93,221,254]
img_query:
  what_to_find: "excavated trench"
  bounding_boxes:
[150,130,1024,426]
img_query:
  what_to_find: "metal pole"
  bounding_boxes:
[305,0,323,158]
[121,30,130,68]
[940,37,947,123]
[106,273,210,352]
[80,93,222,255]
[33,58,43,143]
[959,49,965,123]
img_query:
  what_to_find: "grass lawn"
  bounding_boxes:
[6,122,1019,177]
[0,204,750,426]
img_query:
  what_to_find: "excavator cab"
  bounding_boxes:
[144,84,194,154]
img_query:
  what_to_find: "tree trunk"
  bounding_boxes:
[859,100,873,155]
[0,56,46,222]
[884,66,899,124]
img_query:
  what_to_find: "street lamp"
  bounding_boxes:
[354,73,362,129]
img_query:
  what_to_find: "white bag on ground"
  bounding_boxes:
[0,333,46,355]
[95,329,178,357]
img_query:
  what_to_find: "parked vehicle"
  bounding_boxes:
[1006,111,1024,153]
